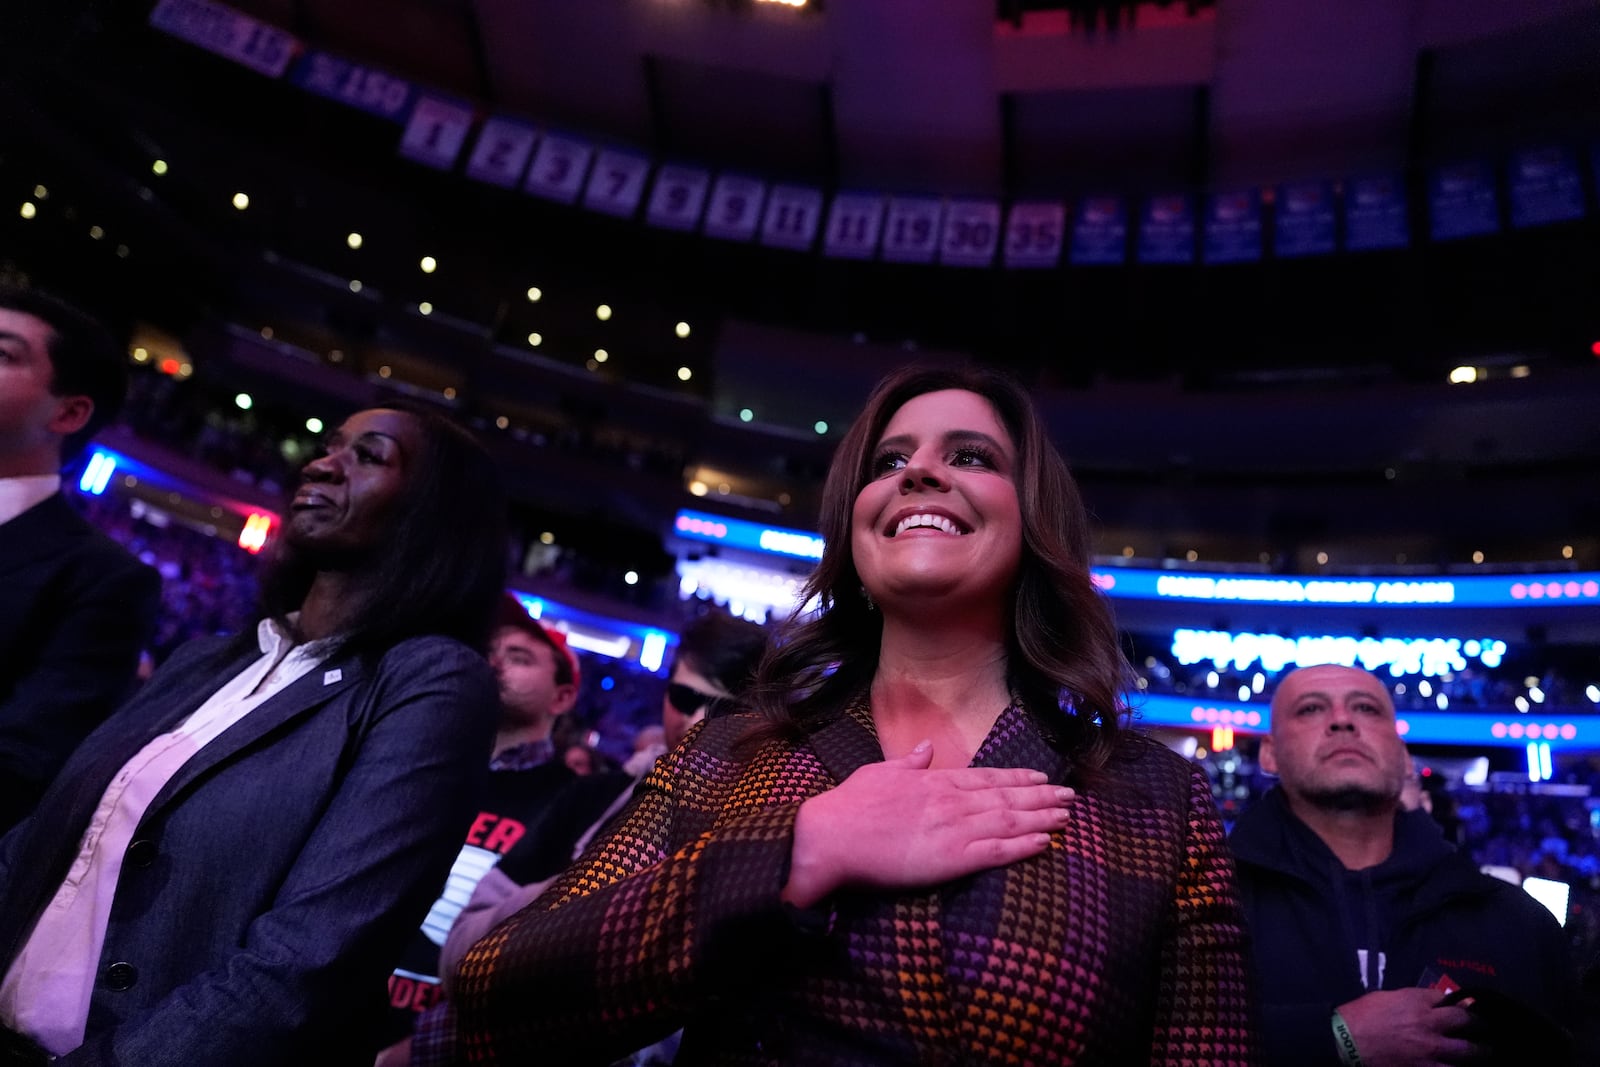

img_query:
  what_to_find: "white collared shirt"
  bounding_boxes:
[0,618,331,1055]
[0,474,61,526]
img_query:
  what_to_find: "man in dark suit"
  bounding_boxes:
[0,285,160,834]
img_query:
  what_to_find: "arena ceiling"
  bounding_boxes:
[2,0,1598,565]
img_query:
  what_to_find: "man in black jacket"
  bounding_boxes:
[0,286,159,834]
[1231,663,1581,1067]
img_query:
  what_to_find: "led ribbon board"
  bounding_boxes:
[1091,569,1600,608]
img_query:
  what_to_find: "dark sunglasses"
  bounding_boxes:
[666,682,734,719]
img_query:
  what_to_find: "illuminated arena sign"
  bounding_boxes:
[1134,694,1598,749]
[1170,630,1508,676]
[1091,569,1600,608]
[673,510,825,561]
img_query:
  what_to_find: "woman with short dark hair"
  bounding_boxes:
[446,366,1258,1065]
[0,405,506,1066]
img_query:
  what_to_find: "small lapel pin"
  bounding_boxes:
[323,669,343,685]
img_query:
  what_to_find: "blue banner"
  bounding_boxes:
[1508,147,1586,228]
[1429,161,1501,241]
[1344,175,1409,251]
[1069,196,1128,266]
[1202,190,1262,264]
[1137,194,1195,264]
[290,50,414,122]
[1273,181,1337,258]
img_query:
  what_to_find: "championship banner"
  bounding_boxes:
[1508,147,1585,229]
[702,176,767,241]
[291,50,413,122]
[880,197,944,264]
[939,200,1002,268]
[149,0,297,78]
[1202,190,1261,265]
[1273,181,1337,258]
[823,193,885,260]
[1002,202,1065,269]
[1070,196,1127,265]
[760,185,824,251]
[1343,175,1409,252]
[398,95,476,171]
[645,166,712,231]
[524,134,594,205]
[582,150,651,218]
[465,119,538,188]
[1429,161,1500,241]
[1137,194,1195,264]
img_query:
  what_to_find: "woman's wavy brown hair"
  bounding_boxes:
[750,363,1131,773]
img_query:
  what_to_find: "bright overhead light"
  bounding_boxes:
[526,286,542,302]
[234,393,253,411]
[32,185,48,199]
[232,192,250,210]
[677,367,692,381]
[596,304,612,322]
[151,159,168,176]
[527,332,542,347]
[1448,366,1477,384]
[418,302,433,315]
[675,321,691,339]
[420,256,437,274]
[689,481,708,496]
[18,202,35,219]
[305,417,323,433]
[813,420,828,435]
[349,279,363,292]
[88,225,104,240]
[346,232,363,249]
[738,408,753,423]
[594,349,609,363]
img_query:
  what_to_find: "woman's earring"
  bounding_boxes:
[860,586,876,612]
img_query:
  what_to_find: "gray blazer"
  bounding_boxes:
[0,629,497,1066]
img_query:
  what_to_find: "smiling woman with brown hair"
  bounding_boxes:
[0,404,507,1066]
[443,365,1259,1066]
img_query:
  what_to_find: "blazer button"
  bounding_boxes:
[125,839,157,868]
[105,962,138,991]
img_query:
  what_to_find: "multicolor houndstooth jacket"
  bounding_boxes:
[449,700,1260,1065]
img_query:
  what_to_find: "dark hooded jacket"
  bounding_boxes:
[1230,787,1580,1067]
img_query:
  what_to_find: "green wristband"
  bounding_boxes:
[1331,1010,1364,1067]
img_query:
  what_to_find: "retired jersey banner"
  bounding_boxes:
[465,119,537,188]
[1003,202,1065,269]
[1273,181,1337,258]
[524,134,594,204]
[646,166,711,231]
[1070,196,1127,265]
[292,51,412,121]
[398,95,475,171]
[1343,175,1409,252]
[149,0,297,78]
[940,201,1002,267]
[1429,161,1500,241]
[1138,194,1195,264]
[1508,147,1585,229]
[881,198,944,264]
[824,194,885,260]
[582,150,651,218]
[1202,190,1262,264]
[702,176,767,241]
[760,186,824,250]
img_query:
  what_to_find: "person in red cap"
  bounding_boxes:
[377,595,586,1046]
